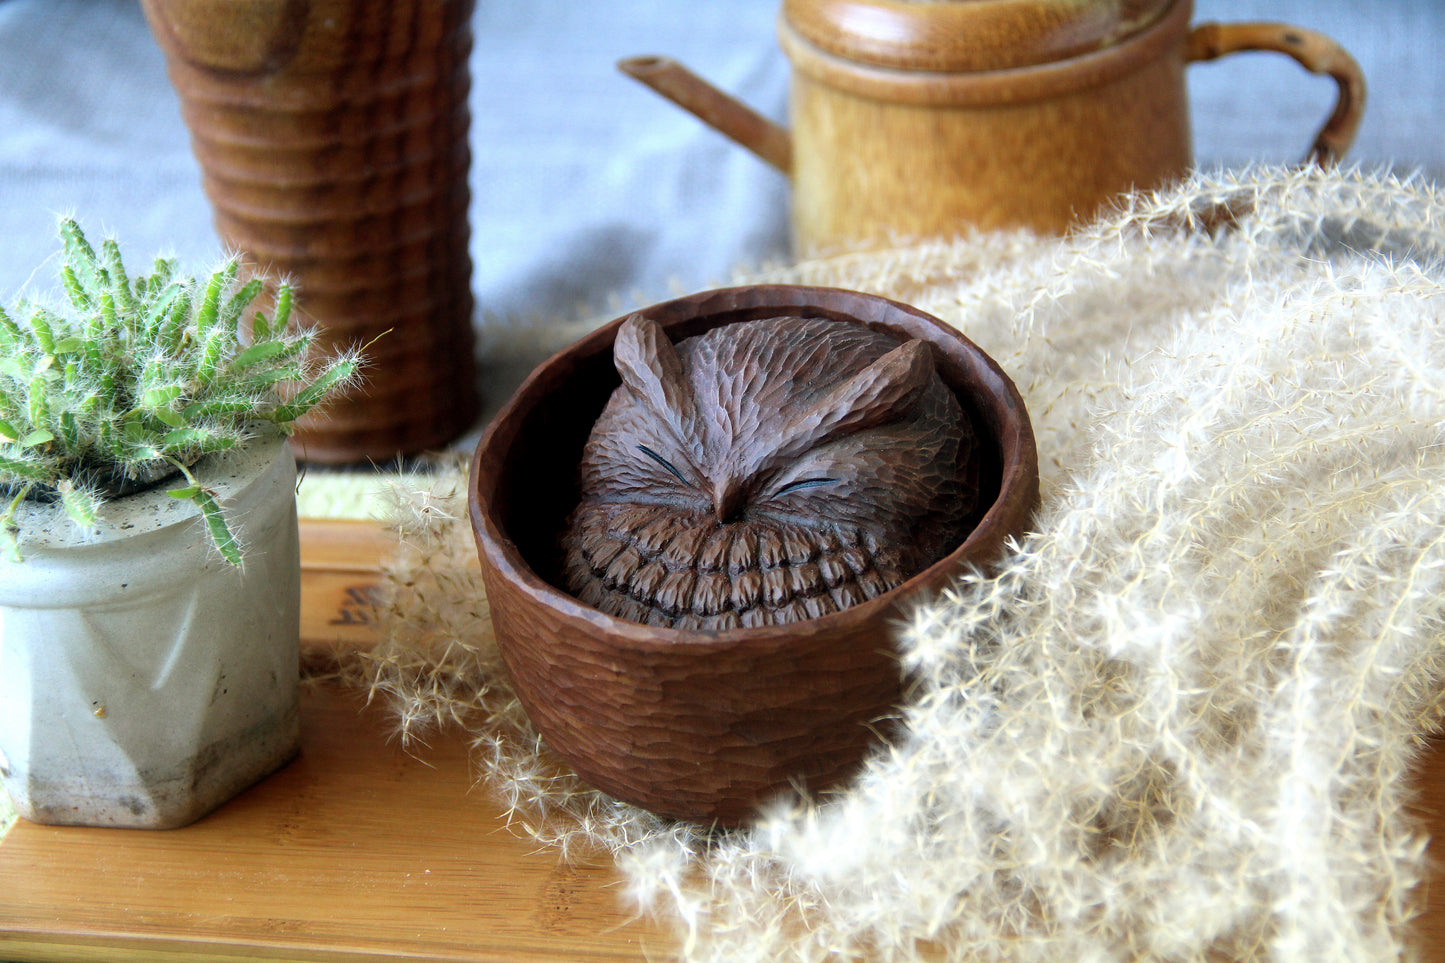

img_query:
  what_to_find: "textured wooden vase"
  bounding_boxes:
[469,285,1039,825]
[623,0,1364,253]
[141,0,479,462]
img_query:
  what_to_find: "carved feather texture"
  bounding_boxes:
[562,314,976,628]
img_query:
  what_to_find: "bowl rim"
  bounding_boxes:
[468,283,1038,652]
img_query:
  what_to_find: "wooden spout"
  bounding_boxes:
[618,56,793,176]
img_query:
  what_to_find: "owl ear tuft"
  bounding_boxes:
[783,339,934,455]
[613,314,694,427]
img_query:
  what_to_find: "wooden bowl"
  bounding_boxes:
[468,285,1038,825]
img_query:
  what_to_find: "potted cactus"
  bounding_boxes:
[0,218,362,828]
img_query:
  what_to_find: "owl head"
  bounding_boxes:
[561,314,976,630]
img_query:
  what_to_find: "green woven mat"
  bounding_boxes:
[294,466,423,521]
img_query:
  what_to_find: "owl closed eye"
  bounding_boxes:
[561,313,976,630]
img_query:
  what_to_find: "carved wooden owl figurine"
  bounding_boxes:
[561,314,976,630]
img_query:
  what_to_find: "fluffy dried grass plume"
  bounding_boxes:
[365,165,1445,961]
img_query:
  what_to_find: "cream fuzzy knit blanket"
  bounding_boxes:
[364,166,1445,962]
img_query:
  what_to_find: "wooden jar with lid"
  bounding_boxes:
[624,0,1364,252]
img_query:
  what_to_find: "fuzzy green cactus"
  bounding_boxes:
[0,218,363,565]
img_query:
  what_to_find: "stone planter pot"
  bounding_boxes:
[0,435,302,828]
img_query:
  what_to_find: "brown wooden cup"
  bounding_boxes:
[468,285,1039,825]
[141,0,480,462]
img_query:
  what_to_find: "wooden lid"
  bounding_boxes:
[781,0,1178,73]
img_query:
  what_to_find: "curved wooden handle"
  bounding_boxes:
[1187,22,1366,168]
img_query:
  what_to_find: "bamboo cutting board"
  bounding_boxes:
[0,518,1442,961]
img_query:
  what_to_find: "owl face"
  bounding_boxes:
[562,314,975,630]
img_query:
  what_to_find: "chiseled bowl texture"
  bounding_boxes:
[469,285,1038,825]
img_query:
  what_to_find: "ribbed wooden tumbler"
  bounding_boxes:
[469,286,1040,825]
[141,0,479,462]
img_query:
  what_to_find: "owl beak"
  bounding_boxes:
[712,478,746,524]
